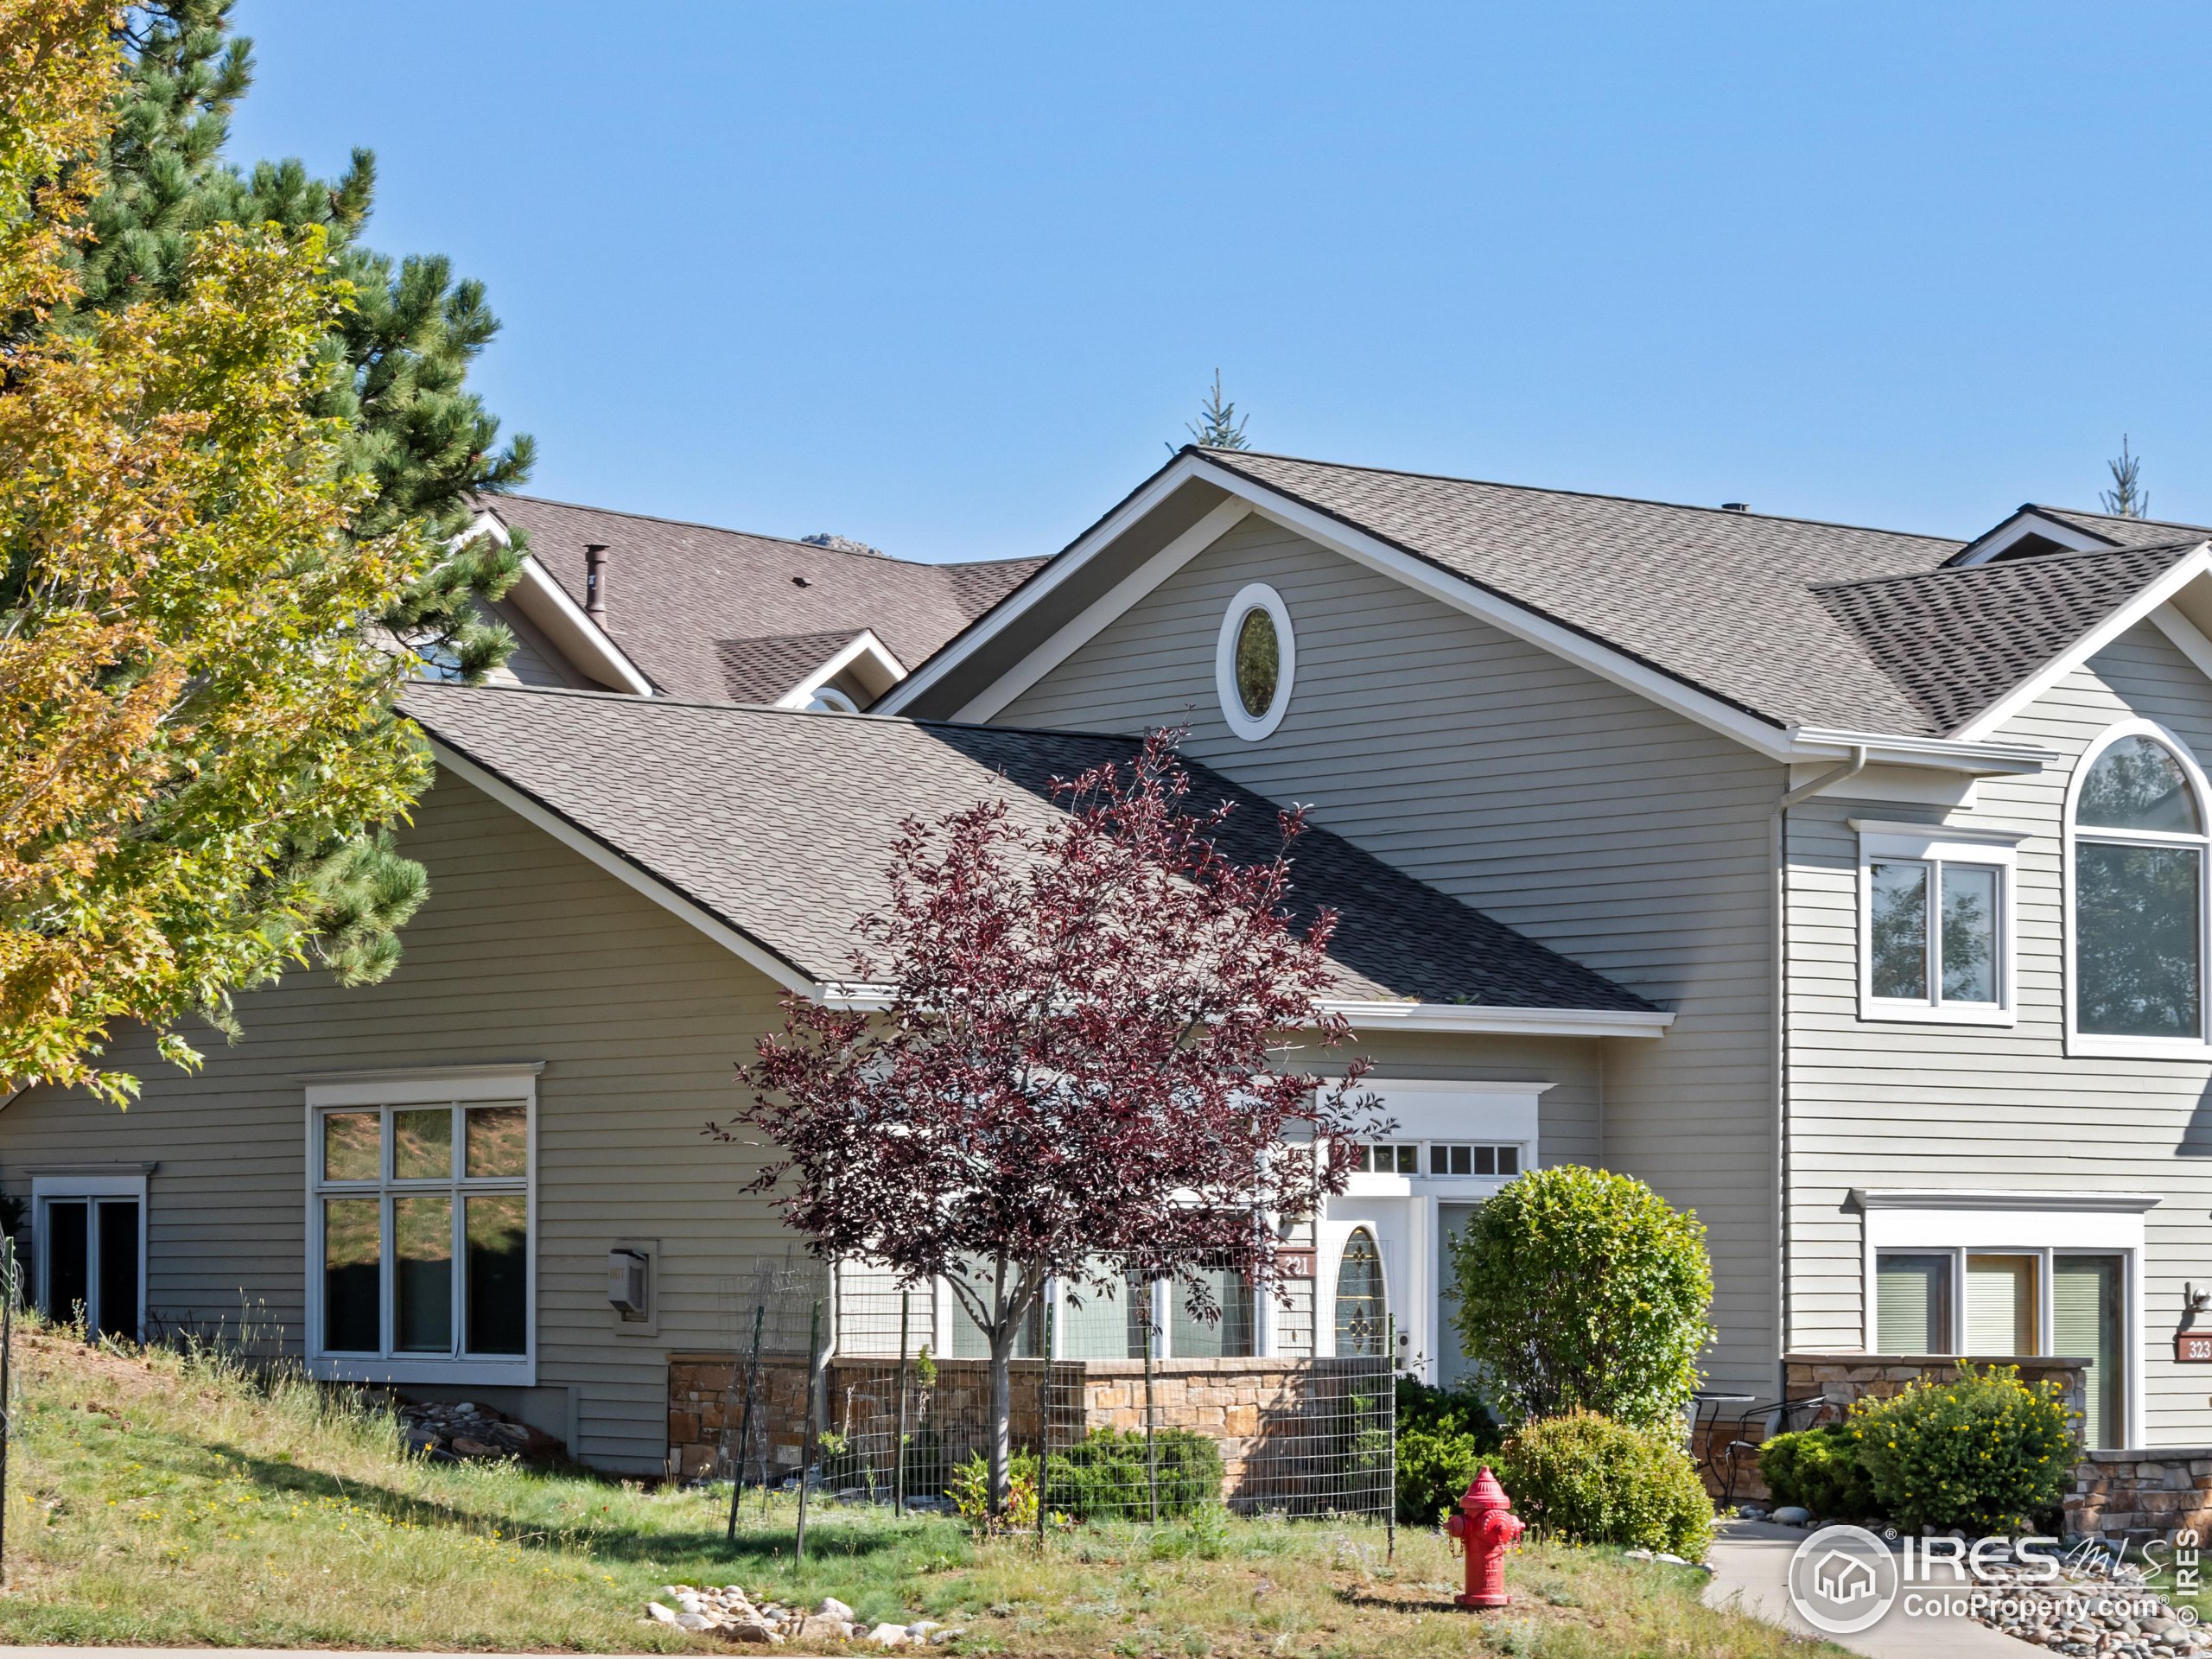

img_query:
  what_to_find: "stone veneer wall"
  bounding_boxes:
[667,1353,1385,1500]
[1694,1356,2095,1505]
[2068,1452,2212,1543]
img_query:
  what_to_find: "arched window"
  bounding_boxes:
[1333,1229,1386,1357]
[2071,726,2211,1046]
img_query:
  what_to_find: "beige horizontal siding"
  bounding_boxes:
[1784,620,2212,1446]
[996,513,1785,1395]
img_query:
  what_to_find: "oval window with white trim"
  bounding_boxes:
[1215,582,1295,740]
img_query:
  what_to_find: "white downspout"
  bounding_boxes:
[1770,744,1866,1399]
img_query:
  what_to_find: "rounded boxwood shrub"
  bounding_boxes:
[1493,1409,1714,1559]
[1758,1422,1876,1520]
[1395,1376,1502,1526]
[1450,1166,1713,1433]
[1847,1364,2077,1535]
[1043,1427,1224,1520]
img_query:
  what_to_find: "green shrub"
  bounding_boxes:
[1450,1166,1713,1433]
[1493,1409,1714,1559]
[1758,1423,1875,1520]
[1043,1427,1224,1520]
[949,1448,1037,1534]
[1847,1364,2077,1535]
[1395,1376,1501,1525]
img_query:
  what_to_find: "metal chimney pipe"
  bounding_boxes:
[583,543,610,622]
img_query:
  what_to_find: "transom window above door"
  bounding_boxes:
[1344,1139,1522,1180]
[1853,820,2022,1026]
[2069,724,2212,1057]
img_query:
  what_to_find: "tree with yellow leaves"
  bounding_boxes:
[1,2,440,1102]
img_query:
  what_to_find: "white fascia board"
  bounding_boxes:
[953,499,1254,722]
[424,738,813,994]
[1949,543,2212,742]
[1950,509,2111,568]
[877,454,1228,715]
[500,551,657,697]
[772,629,908,710]
[1323,1000,1675,1039]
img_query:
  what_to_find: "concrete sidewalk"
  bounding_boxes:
[1703,1520,2029,1656]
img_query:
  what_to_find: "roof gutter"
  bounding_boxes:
[1784,728,2051,777]
[820,984,1671,1039]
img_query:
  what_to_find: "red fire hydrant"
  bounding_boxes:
[1445,1465,1525,1609]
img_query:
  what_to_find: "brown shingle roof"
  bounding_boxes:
[486,495,1044,702]
[1176,450,2209,737]
[715,630,875,703]
[1813,541,2202,734]
[403,683,1654,1014]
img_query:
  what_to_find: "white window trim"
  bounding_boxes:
[31,1166,150,1341]
[303,1066,540,1387]
[2063,719,2212,1060]
[1214,582,1295,741]
[1853,820,2021,1027]
[1858,1189,2155,1446]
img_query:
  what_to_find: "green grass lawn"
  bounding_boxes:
[0,1325,1840,1656]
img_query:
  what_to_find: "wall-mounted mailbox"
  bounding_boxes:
[607,1248,650,1318]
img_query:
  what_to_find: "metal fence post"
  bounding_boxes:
[894,1289,910,1519]
[1,1235,16,1588]
[794,1298,823,1562]
[1036,1298,1052,1548]
[1384,1313,1396,1562]
[1143,1284,1159,1526]
[727,1303,765,1543]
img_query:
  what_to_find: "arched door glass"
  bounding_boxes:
[1334,1228,1386,1357]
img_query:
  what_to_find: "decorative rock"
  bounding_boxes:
[817,1599,857,1623]
[867,1624,909,1647]
[677,1613,715,1632]
[1770,1505,1813,1526]
[648,1603,679,1625]
[1623,1548,1656,1561]
[450,1435,499,1459]
[721,1620,778,1643]
[796,1616,849,1643]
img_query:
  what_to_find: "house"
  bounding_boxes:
[13,446,2212,1475]
[463,493,1042,708]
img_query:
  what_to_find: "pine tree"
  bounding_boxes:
[65,2,530,679]
[2102,435,2149,519]
[1179,368,1249,451]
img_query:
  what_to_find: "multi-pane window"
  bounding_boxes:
[1350,1142,1420,1173]
[1873,1245,2128,1449]
[314,1099,531,1362]
[1427,1143,1519,1178]
[2073,730,2209,1045]
[1867,858,2002,1007]
[1345,1140,1522,1178]
[1858,824,2018,1023]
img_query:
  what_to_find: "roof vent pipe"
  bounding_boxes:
[1720,502,1750,513]
[583,543,610,622]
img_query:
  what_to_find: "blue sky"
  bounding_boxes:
[232,3,2212,563]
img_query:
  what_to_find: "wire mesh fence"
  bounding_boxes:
[697,1254,1397,1538]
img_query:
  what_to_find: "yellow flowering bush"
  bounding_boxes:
[1847,1364,2078,1535]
